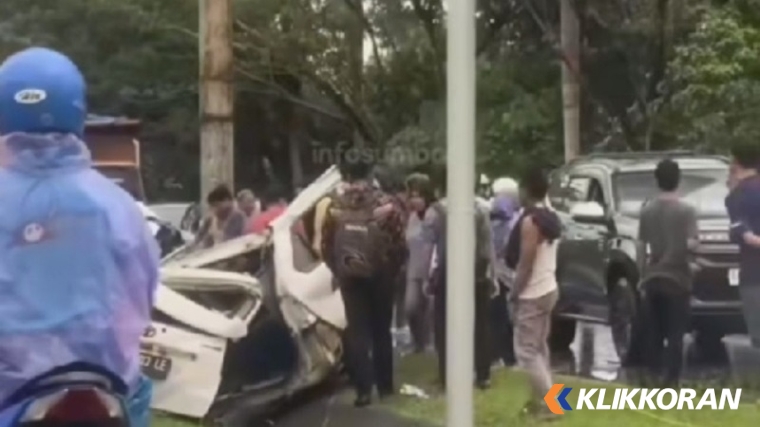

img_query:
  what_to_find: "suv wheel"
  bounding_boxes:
[608,276,639,364]
[690,327,726,362]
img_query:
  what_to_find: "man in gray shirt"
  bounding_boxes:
[193,184,247,250]
[638,159,699,386]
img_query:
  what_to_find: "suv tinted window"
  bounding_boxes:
[548,170,567,209]
[564,176,592,210]
[587,178,606,208]
[550,174,592,212]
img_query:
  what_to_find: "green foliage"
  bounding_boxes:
[477,61,563,177]
[4,0,760,197]
[666,4,760,150]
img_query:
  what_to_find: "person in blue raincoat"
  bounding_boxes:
[0,48,159,426]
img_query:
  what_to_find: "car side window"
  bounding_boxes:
[587,178,606,209]
[563,176,592,212]
[548,170,567,209]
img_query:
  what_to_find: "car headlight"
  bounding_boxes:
[699,232,729,242]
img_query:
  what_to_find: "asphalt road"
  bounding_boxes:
[269,395,432,427]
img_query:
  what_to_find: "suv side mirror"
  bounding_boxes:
[570,201,607,225]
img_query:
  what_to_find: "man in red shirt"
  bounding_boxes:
[247,186,289,235]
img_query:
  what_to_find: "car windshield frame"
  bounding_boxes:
[612,168,729,218]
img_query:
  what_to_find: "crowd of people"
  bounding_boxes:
[185,145,760,421]
[187,183,291,249]
[313,145,760,421]
[181,154,564,418]
[302,154,564,420]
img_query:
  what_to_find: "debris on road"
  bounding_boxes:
[399,384,429,399]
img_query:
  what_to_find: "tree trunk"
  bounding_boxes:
[347,0,365,146]
[199,0,235,199]
[560,0,581,162]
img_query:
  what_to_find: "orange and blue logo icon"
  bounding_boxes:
[544,384,573,415]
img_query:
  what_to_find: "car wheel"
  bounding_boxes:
[608,276,640,365]
[550,318,576,351]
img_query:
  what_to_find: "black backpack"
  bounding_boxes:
[327,194,386,281]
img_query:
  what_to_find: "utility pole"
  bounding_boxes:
[199,0,235,199]
[446,0,476,425]
[560,0,581,162]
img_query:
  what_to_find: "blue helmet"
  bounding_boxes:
[0,47,87,137]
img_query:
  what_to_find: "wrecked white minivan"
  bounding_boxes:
[141,167,346,424]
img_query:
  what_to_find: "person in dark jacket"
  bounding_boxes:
[422,175,494,389]
[725,143,760,346]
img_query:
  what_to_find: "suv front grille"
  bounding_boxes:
[691,246,740,302]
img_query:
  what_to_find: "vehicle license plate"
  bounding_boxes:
[140,353,172,381]
[728,268,739,286]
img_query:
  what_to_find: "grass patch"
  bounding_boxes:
[381,354,760,426]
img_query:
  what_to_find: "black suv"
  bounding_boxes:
[548,152,744,362]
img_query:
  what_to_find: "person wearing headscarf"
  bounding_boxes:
[489,177,520,366]
[0,48,160,426]
[403,173,436,352]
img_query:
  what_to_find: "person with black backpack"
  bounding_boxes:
[320,152,407,407]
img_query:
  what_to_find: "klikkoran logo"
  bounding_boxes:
[544,384,573,415]
[544,385,741,415]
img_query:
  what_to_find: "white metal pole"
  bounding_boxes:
[445,0,476,426]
